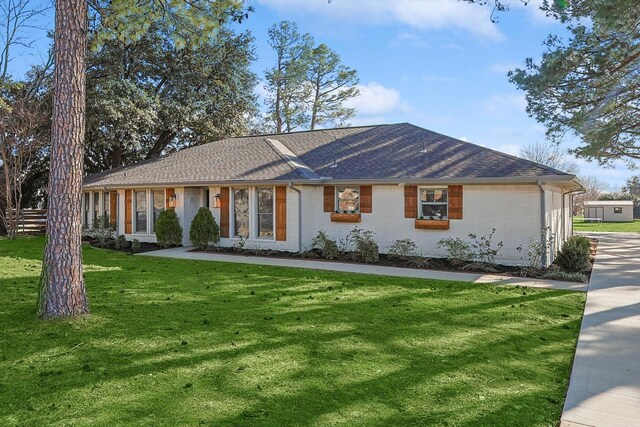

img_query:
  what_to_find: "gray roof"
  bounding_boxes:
[83,123,575,188]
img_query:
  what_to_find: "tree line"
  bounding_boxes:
[0,15,359,232]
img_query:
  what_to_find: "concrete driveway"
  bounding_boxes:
[561,232,640,427]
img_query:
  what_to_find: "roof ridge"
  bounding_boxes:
[405,123,573,177]
[233,123,403,139]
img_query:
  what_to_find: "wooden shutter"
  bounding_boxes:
[448,185,463,219]
[109,192,117,228]
[124,190,132,234]
[275,186,287,241]
[165,188,176,210]
[323,186,335,212]
[404,185,418,218]
[360,185,372,213]
[220,187,230,238]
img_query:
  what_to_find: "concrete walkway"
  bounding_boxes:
[561,232,640,427]
[138,246,587,291]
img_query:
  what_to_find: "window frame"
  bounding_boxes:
[232,187,250,239]
[418,187,449,220]
[93,191,100,224]
[83,192,90,228]
[149,189,165,235]
[256,187,275,240]
[133,189,148,234]
[613,207,623,214]
[335,186,361,214]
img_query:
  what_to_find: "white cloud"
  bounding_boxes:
[479,93,527,117]
[489,62,520,74]
[495,143,523,157]
[257,0,504,40]
[345,82,409,116]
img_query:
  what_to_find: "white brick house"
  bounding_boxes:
[82,123,582,266]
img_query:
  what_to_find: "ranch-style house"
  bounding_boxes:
[82,123,583,266]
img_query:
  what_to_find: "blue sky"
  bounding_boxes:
[8,0,636,190]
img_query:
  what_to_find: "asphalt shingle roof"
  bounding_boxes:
[83,123,573,188]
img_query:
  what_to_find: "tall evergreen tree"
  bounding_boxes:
[39,0,249,319]
[307,43,359,130]
[264,21,313,133]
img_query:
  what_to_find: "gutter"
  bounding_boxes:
[288,183,303,253]
[84,174,580,191]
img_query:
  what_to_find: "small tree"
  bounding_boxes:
[155,210,183,248]
[189,207,219,250]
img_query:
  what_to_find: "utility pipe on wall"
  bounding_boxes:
[288,183,303,253]
[538,181,548,267]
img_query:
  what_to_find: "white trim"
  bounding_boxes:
[418,186,449,220]
[255,186,275,241]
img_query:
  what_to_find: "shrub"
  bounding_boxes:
[232,237,246,253]
[405,255,430,269]
[468,228,504,266]
[131,239,142,253]
[155,210,183,248]
[387,238,417,261]
[311,230,340,260]
[541,270,588,283]
[348,227,379,263]
[115,234,129,250]
[556,236,591,272]
[189,207,220,250]
[437,237,474,266]
[517,227,555,272]
[89,215,114,247]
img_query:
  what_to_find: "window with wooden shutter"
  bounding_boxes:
[404,185,417,218]
[124,190,132,234]
[220,187,230,238]
[165,188,176,210]
[448,185,463,219]
[109,192,118,228]
[323,186,335,212]
[360,185,372,213]
[275,186,286,241]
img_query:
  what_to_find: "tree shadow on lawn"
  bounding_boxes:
[0,239,584,426]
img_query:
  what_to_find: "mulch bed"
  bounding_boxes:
[82,238,166,254]
[193,241,598,283]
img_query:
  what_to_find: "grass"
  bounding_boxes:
[573,216,640,232]
[0,237,585,426]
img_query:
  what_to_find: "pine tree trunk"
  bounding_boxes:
[37,0,89,319]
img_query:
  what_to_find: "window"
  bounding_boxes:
[233,188,249,238]
[257,188,274,238]
[103,192,110,221]
[420,188,448,219]
[337,186,360,213]
[204,189,210,208]
[135,190,147,233]
[614,207,623,214]
[83,193,90,227]
[93,192,100,223]
[151,190,164,233]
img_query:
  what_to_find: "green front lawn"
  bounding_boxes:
[0,237,584,426]
[574,216,640,232]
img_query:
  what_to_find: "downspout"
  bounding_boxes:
[288,183,303,253]
[562,188,585,239]
[538,181,548,267]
